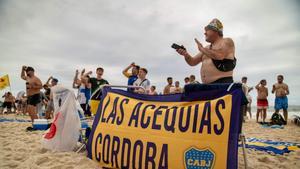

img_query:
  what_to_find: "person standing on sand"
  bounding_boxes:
[1,92,15,114]
[133,68,151,94]
[89,67,109,115]
[21,66,42,123]
[272,75,289,122]
[256,79,268,123]
[176,18,236,84]
[44,76,58,119]
[241,77,253,119]
[122,62,140,92]
[163,77,174,94]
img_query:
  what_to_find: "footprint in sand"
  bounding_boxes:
[258,156,272,163]
[277,156,288,162]
[36,148,48,154]
[14,154,27,162]
[35,156,50,165]
[3,147,12,151]
[50,165,65,169]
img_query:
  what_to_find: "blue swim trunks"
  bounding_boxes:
[275,96,288,110]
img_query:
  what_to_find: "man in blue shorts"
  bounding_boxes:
[272,75,289,123]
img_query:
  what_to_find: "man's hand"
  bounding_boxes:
[176,48,189,58]
[130,62,135,67]
[272,84,276,93]
[194,38,204,52]
[81,69,85,75]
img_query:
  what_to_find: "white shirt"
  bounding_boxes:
[133,78,150,93]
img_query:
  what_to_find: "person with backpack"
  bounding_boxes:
[133,68,150,94]
[272,75,289,123]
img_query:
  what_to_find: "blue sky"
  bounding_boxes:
[0,0,299,105]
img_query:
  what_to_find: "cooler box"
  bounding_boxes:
[33,119,49,130]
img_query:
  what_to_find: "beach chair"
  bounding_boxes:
[75,110,92,153]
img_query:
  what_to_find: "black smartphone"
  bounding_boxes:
[171,43,186,50]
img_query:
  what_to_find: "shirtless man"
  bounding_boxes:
[1,92,15,114]
[163,77,174,94]
[272,75,289,122]
[256,80,268,123]
[176,19,235,84]
[170,81,183,94]
[21,66,42,122]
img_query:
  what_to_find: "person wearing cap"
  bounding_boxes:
[176,18,236,84]
[21,66,43,122]
[44,76,58,119]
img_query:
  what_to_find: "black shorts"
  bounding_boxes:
[2,102,13,109]
[27,93,41,106]
[210,76,233,84]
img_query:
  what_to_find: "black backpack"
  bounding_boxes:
[271,113,286,125]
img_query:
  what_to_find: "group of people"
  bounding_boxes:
[122,62,200,95]
[0,18,291,125]
[242,75,290,123]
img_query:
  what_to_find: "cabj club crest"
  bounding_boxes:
[184,147,215,169]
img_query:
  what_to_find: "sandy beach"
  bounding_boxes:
[0,114,299,169]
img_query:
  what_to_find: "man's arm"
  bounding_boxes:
[177,48,203,66]
[286,85,289,95]
[21,66,27,80]
[73,70,80,88]
[83,71,92,77]
[255,83,260,90]
[195,38,234,60]
[45,76,53,86]
[272,84,276,94]
[248,87,254,93]
[163,86,168,95]
[122,63,134,78]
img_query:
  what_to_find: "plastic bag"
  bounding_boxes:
[41,85,81,151]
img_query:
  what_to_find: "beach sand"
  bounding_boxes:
[1,115,299,169]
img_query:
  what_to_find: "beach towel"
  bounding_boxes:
[261,124,284,129]
[241,137,300,155]
[42,85,81,151]
[0,117,31,123]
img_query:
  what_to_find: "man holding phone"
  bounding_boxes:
[175,18,236,84]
